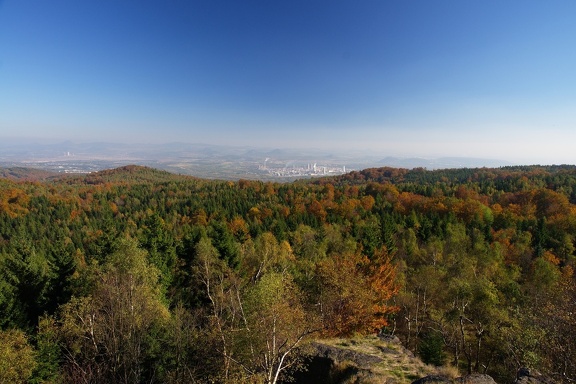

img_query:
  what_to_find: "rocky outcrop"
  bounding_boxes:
[289,337,556,384]
[290,336,440,384]
[311,342,384,368]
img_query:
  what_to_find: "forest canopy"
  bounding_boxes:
[0,164,575,383]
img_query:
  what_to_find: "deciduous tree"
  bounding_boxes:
[0,329,36,384]
[59,237,169,383]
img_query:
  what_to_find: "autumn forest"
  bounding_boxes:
[1,165,575,383]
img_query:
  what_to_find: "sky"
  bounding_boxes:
[1,0,576,165]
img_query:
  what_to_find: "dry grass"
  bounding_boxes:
[436,364,460,379]
[316,335,450,383]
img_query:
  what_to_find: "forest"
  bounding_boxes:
[1,164,575,383]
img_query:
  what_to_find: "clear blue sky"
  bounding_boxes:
[1,0,576,164]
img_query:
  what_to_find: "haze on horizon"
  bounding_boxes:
[1,1,576,166]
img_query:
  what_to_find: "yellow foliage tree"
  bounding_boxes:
[0,329,36,384]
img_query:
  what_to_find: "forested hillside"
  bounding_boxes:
[1,164,575,383]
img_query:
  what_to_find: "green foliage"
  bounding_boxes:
[419,331,446,366]
[140,213,177,296]
[0,233,56,329]
[31,316,62,384]
[209,220,241,268]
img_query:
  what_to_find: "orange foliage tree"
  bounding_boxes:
[316,247,399,336]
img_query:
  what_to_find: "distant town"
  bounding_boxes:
[259,160,347,178]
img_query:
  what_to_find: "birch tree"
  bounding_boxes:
[59,238,169,383]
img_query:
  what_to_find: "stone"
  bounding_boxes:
[456,373,497,384]
[411,375,454,383]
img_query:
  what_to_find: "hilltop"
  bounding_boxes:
[55,164,197,184]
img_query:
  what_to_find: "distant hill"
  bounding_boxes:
[0,167,59,181]
[315,164,576,188]
[378,156,514,169]
[57,164,196,184]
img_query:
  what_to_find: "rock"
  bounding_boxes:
[517,367,532,379]
[515,367,555,384]
[379,333,402,345]
[456,374,497,383]
[411,375,454,383]
[311,342,384,368]
[377,345,401,355]
[412,373,497,384]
